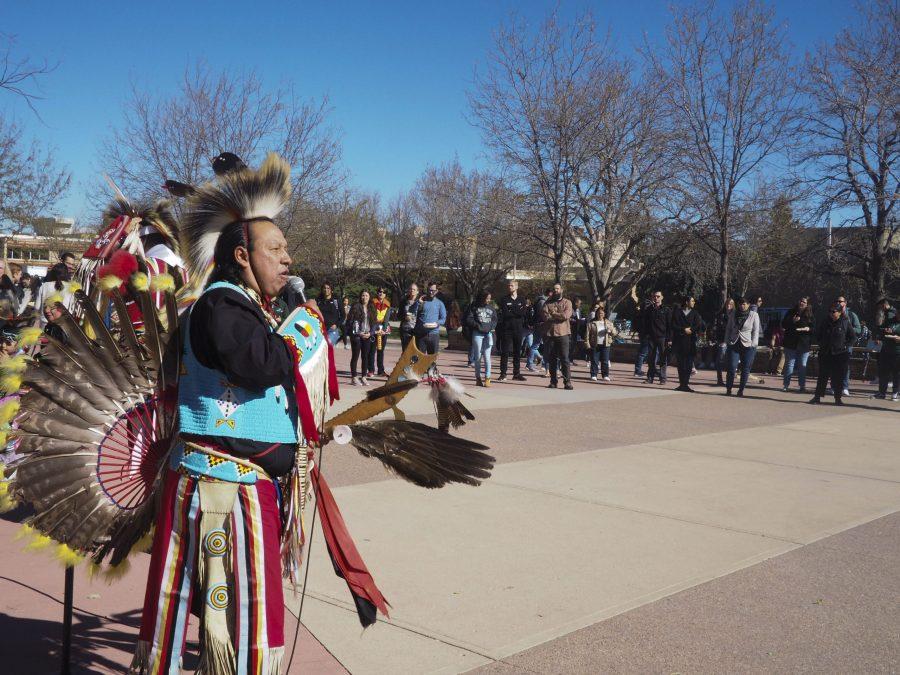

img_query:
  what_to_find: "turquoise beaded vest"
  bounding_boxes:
[177,281,299,443]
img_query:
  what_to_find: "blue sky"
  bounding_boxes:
[3,0,856,223]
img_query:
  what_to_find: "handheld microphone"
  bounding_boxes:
[286,276,307,303]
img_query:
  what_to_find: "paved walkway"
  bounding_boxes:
[1,345,897,673]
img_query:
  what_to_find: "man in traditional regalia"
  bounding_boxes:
[0,152,492,675]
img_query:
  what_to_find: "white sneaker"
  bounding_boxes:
[590,376,598,381]
[351,377,359,386]
[781,386,789,392]
[360,377,369,386]
[343,343,350,350]
[842,388,850,396]
[892,392,899,402]
[603,376,611,382]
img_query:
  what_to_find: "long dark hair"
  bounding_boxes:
[44,262,70,291]
[349,290,374,323]
[208,222,251,287]
[793,297,813,320]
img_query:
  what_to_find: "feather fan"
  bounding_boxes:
[348,420,494,488]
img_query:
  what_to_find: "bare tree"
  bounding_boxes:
[568,62,678,303]
[288,190,383,297]
[469,12,606,282]
[97,62,344,230]
[414,160,518,302]
[0,34,57,115]
[379,191,436,300]
[647,0,799,309]
[0,117,71,232]
[799,0,899,317]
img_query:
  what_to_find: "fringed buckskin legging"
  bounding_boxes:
[132,468,285,675]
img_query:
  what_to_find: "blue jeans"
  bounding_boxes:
[782,348,810,389]
[527,332,542,368]
[726,343,757,393]
[471,332,493,380]
[715,343,728,383]
[590,345,610,378]
[634,337,649,374]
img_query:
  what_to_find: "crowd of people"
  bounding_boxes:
[318,280,900,405]
[0,252,80,368]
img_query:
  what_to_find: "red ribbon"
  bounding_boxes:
[310,464,390,620]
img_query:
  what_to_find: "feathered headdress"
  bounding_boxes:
[103,198,181,256]
[180,152,292,294]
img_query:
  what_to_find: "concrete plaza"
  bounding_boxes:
[1,344,898,673]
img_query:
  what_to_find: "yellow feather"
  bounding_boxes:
[101,558,131,582]
[133,527,156,553]
[0,399,20,425]
[86,562,101,579]
[150,273,175,293]
[131,272,149,291]
[43,293,63,308]
[17,327,42,347]
[0,374,22,393]
[65,280,82,294]
[1,354,30,373]
[0,477,16,513]
[99,275,123,292]
[24,532,54,551]
[0,430,7,447]
[54,543,84,567]
[15,523,34,541]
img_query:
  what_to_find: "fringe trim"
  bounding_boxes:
[128,640,150,674]
[196,628,236,675]
[268,646,285,675]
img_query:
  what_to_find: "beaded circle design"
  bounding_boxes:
[206,584,229,610]
[204,529,228,557]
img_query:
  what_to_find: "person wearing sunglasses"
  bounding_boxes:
[809,303,856,405]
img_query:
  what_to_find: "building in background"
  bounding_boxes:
[0,217,91,277]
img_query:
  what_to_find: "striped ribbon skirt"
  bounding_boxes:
[131,467,285,674]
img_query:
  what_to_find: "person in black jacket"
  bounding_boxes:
[316,282,343,346]
[874,297,900,400]
[497,280,527,381]
[642,290,672,384]
[809,303,855,405]
[671,296,705,392]
[465,291,499,386]
[781,296,814,392]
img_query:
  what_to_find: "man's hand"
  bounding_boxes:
[685,327,692,335]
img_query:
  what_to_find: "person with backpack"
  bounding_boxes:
[874,297,899,401]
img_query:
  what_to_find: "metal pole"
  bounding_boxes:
[61,566,74,675]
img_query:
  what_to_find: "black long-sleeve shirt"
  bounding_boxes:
[671,308,705,353]
[642,304,672,341]
[317,296,342,329]
[497,294,527,332]
[186,286,296,476]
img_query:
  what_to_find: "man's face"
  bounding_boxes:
[740,301,750,312]
[322,284,332,297]
[240,220,291,298]
[62,256,76,273]
[11,269,20,283]
[508,281,518,294]
[553,283,563,297]
[427,285,438,298]
[377,289,386,302]
[407,284,418,298]
[837,297,847,311]
[653,292,663,306]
